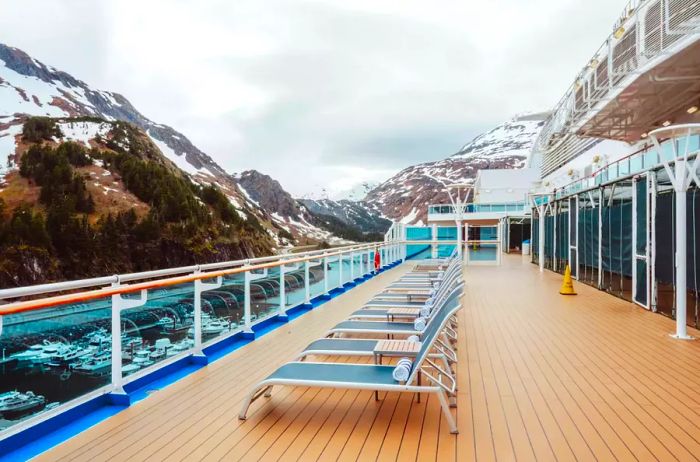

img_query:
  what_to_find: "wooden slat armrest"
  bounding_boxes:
[373,340,422,356]
[387,307,421,315]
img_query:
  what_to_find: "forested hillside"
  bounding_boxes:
[0,117,273,287]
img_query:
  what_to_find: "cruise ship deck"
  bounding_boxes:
[32,255,700,462]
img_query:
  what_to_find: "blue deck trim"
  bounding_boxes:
[0,261,400,461]
[0,394,126,462]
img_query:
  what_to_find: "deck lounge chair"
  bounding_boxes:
[295,294,462,363]
[365,267,461,308]
[238,300,460,433]
[349,282,463,319]
[326,287,462,338]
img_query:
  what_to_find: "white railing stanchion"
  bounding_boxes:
[323,257,329,295]
[350,252,354,281]
[111,288,148,396]
[243,270,252,333]
[304,261,310,304]
[279,264,286,317]
[338,253,344,287]
[193,274,223,357]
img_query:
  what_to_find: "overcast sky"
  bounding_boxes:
[0,0,627,198]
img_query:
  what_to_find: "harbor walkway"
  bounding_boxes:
[37,255,700,461]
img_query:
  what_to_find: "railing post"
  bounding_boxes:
[350,252,354,281]
[279,264,286,317]
[193,274,223,357]
[304,260,311,304]
[338,253,343,287]
[323,257,329,294]
[111,288,147,397]
[194,278,203,356]
[243,269,253,333]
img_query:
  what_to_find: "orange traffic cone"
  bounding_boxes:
[560,265,577,295]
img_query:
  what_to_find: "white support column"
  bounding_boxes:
[552,201,558,273]
[673,160,690,339]
[456,220,463,259]
[650,124,700,339]
[431,223,438,259]
[193,274,223,357]
[538,207,545,272]
[598,188,603,288]
[650,173,658,311]
[632,178,639,303]
[111,288,148,395]
[464,223,469,263]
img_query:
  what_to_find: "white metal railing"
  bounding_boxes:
[0,240,405,440]
[536,0,700,177]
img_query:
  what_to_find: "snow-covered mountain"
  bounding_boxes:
[236,170,390,244]
[364,114,546,224]
[298,198,391,235]
[0,43,339,245]
[0,44,228,182]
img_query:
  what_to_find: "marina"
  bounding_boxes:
[0,258,363,431]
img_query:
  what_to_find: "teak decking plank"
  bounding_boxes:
[36,256,700,462]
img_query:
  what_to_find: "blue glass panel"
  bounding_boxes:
[406,227,431,241]
[437,226,457,240]
[1,296,114,431]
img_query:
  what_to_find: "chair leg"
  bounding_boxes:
[437,390,458,434]
[239,387,259,420]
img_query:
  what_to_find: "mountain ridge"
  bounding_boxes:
[0,42,348,249]
[363,115,545,224]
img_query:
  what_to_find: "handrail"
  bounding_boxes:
[0,241,384,301]
[0,242,392,316]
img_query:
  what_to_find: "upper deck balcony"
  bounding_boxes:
[2,254,699,461]
[536,0,700,177]
[427,202,528,223]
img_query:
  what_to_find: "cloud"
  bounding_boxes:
[0,0,629,197]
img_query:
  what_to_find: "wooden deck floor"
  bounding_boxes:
[36,255,700,461]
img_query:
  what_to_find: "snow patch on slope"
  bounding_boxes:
[148,132,202,176]
[0,124,22,178]
[0,58,68,117]
[56,121,111,147]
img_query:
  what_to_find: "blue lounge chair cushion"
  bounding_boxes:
[332,321,415,331]
[267,362,398,385]
[350,308,418,317]
[305,339,377,352]
[366,300,425,307]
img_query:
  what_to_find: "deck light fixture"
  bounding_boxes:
[663,120,672,127]
[688,106,699,114]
